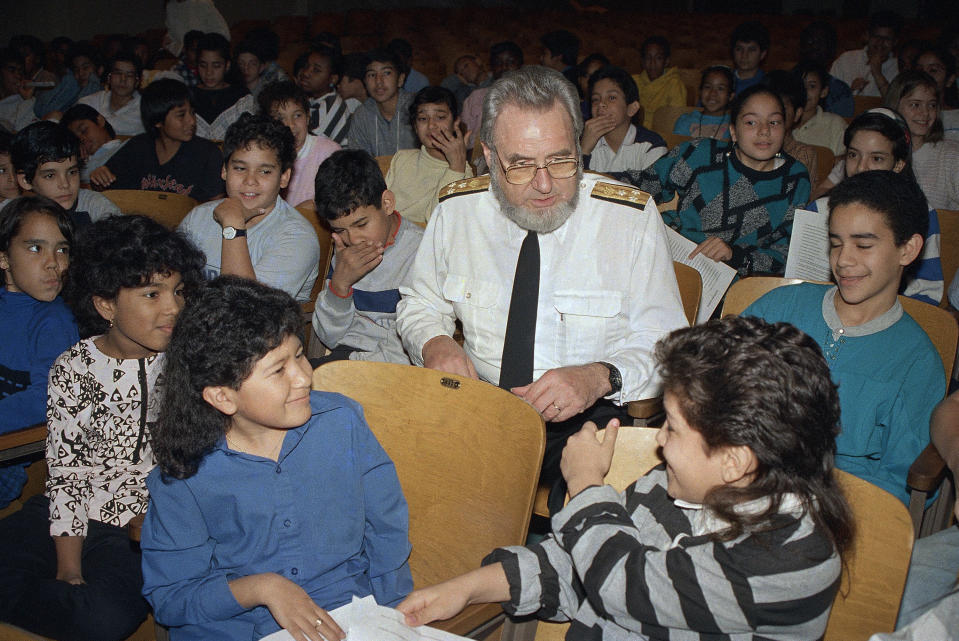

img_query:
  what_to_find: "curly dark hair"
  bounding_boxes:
[655,315,854,557]
[153,276,302,479]
[63,215,206,338]
[10,121,80,182]
[257,80,310,119]
[313,149,386,221]
[828,169,927,248]
[222,112,297,173]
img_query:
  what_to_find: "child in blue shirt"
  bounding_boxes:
[0,196,77,507]
[673,66,734,141]
[142,276,413,641]
[744,170,944,504]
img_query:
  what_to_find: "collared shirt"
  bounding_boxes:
[585,124,667,174]
[396,173,688,403]
[793,106,848,156]
[141,391,412,641]
[309,90,350,145]
[78,90,145,136]
[830,49,899,97]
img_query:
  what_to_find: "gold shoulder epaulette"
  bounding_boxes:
[437,175,491,202]
[590,181,651,211]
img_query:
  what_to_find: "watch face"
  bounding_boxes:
[222,226,237,240]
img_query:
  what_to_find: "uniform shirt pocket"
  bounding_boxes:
[553,290,624,364]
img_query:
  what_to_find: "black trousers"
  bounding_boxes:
[541,399,632,515]
[0,495,149,641]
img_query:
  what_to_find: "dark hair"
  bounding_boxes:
[340,52,370,81]
[793,59,830,92]
[154,276,302,479]
[540,30,580,67]
[0,48,24,71]
[140,78,191,138]
[311,32,342,59]
[366,48,405,78]
[729,83,785,123]
[843,109,915,181]
[236,28,280,63]
[64,214,205,338]
[258,80,310,116]
[656,315,854,556]
[640,35,671,59]
[182,30,204,51]
[196,32,231,63]
[222,112,296,172]
[762,69,806,113]
[882,70,945,143]
[408,86,458,127]
[0,130,11,155]
[313,149,386,221]
[293,45,339,80]
[915,43,958,107]
[67,42,100,69]
[490,41,524,68]
[799,21,838,62]
[730,21,770,53]
[10,35,44,65]
[586,66,640,119]
[700,65,735,91]
[10,121,79,181]
[61,104,117,139]
[0,195,74,286]
[828,170,928,247]
[108,51,143,80]
[870,11,903,36]
[386,38,413,64]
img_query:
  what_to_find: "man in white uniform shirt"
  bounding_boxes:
[396,66,687,502]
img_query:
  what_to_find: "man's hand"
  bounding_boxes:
[511,363,611,422]
[689,236,733,262]
[432,119,469,173]
[561,419,620,497]
[329,234,384,296]
[580,113,618,155]
[850,77,868,94]
[422,335,478,379]
[89,166,117,188]
[213,197,264,229]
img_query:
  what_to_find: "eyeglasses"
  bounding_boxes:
[494,149,579,185]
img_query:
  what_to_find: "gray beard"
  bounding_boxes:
[489,159,580,234]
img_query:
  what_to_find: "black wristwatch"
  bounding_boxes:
[598,361,622,394]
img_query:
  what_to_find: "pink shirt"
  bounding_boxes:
[285,134,341,207]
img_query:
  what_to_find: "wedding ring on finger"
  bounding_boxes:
[552,403,562,413]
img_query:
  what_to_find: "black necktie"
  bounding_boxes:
[499,230,539,389]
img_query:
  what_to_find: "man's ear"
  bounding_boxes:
[626,101,641,118]
[482,142,492,169]
[96,114,108,128]
[380,189,396,215]
[720,444,757,485]
[91,295,117,325]
[898,233,924,266]
[15,172,32,192]
[202,385,238,415]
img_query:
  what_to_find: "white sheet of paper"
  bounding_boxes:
[258,595,472,641]
[784,209,832,282]
[664,227,737,324]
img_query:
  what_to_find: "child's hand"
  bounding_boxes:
[89,166,117,188]
[214,197,266,230]
[581,113,618,155]
[561,419,619,498]
[397,582,470,627]
[850,77,868,94]
[261,576,344,641]
[432,119,469,173]
[688,236,733,262]
[329,233,384,295]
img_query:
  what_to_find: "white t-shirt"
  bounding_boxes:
[78,91,145,136]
